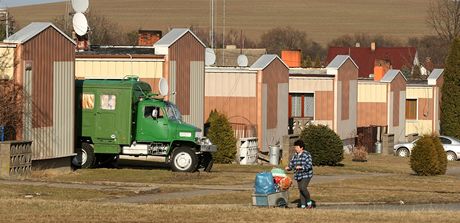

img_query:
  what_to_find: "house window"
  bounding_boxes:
[81,93,94,110]
[290,93,314,118]
[291,94,302,117]
[100,94,116,110]
[405,99,417,120]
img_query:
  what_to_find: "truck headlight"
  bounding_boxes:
[196,137,212,145]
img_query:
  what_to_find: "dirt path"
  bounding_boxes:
[2,166,460,209]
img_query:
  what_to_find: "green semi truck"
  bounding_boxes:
[73,76,216,172]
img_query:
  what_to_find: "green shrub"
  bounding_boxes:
[432,135,447,175]
[410,135,443,176]
[206,110,237,164]
[300,124,343,166]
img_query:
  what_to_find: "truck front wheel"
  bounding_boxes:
[171,147,198,172]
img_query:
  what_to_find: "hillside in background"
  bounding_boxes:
[9,0,433,46]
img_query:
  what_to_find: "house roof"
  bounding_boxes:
[326,47,417,78]
[250,54,288,70]
[4,22,75,44]
[427,68,444,85]
[326,55,358,69]
[214,48,266,67]
[153,28,205,48]
[77,45,156,55]
[380,69,407,83]
[289,68,327,75]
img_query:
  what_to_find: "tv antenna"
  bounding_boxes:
[159,78,169,96]
[205,48,216,66]
[237,54,248,67]
[71,0,90,50]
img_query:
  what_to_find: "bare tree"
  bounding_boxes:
[0,80,23,140]
[427,0,460,42]
[259,26,325,61]
[328,33,402,47]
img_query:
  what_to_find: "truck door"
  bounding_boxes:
[137,105,170,142]
[94,92,119,143]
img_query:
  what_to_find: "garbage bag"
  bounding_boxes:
[271,167,287,178]
[254,172,276,194]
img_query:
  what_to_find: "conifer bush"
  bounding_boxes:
[410,135,444,176]
[206,110,237,163]
[300,124,343,166]
[432,135,447,175]
[441,38,460,139]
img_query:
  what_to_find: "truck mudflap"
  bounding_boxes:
[199,144,217,152]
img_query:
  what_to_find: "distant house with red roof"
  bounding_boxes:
[326,44,419,79]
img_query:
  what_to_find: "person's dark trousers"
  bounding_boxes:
[297,177,311,207]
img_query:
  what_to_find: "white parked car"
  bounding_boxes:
[393,135,460,161]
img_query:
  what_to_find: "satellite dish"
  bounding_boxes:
[237,54,248,67]
[205,48,216,66]
[73,12,88,36]
[159,78,169,96]
[71,0,89,13]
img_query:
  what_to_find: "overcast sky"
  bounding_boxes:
[1,0,65,8]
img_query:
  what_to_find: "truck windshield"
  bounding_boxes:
[165,102,182,121]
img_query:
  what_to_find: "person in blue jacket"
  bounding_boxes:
[285,139,313,209]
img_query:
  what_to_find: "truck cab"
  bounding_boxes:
[74,77,216,172]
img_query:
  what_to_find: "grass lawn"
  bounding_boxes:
[0,199,458,223]
[2,155,460,222]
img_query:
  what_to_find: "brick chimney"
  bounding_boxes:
[138,30,162,46]
[281,50,301,68]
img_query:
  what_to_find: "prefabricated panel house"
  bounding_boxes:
[405,69,444,136]
[289,55,358,148]
[357,70,407,143]
[2,22,76,169]
[205,55,289,152]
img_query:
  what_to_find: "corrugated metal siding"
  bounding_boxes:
[407,86,432,98]
[204,97,257,125]
[337,60,358,122]
[22,27,74,128]
[289,77,333,92]
[169,32,205,119]
[140,78,161,92]
[53,61,74,158]
[184,61,204,128]
[315,91,334,120]
[169,61,177,103]
[75,59,163,79]
[358,82,387,103]
[394,91,406,142]
[262,59,289,129]
[390,74,406,127]
[205,71,256,97]
[261,84,268,152]
[23,68,32,140]
[357,102,387,127]
[20,26,75,160]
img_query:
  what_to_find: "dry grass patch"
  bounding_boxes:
[0,199,459,223]
[160,174,460,205]
[0,184,132,201]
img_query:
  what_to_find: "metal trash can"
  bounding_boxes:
[269,145,281,165]
[375,141,382,154]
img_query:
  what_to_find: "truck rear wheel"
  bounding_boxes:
[171,147,198,172]
[81,143,96,168]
